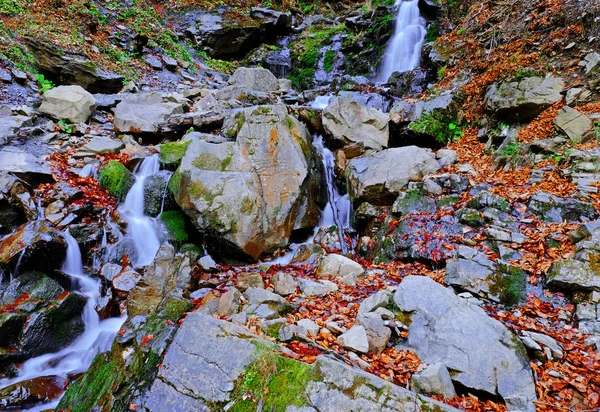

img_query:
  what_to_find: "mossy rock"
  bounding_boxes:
[160,210,188,243]
[180,243,203,261]
[159,140,191,166]
[98,160,135,202]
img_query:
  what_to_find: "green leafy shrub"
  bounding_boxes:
[409,111,463,144]
[37,74,55,93]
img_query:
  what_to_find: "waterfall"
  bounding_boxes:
[119,154,161,267]
[0,231,125,411]
[376,0,426,82]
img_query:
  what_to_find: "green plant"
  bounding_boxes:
[437,65,446,80]
[323,49,335,73]
[36,74,55,93]
[457,26,466,35]
[512,68,538,82]
[0,0,24,15]
[409,111,462,144]
[58,120,73,134]
[263,0,272,7]
[425,22,440,42]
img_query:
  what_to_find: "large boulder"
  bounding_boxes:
[170,105,320,260]
[38,85,96,123]
[0,271,86,362]
[484,75,564,121]
[0,220,67,273]
[323,95,390,151]
[393,276,537,411]
[228,67,279,92]
[26,37,124,93]
[346,146,440,205]
[113,92,187,134]
[138,312,457,412]
[185,11,291,59]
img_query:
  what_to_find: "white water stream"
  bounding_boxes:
[377,0,426,82]
[119,154,162,267]
[0,231,125,411]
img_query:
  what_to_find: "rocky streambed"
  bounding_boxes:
[1,0,600,411]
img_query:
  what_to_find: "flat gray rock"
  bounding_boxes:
[83,137,125,154]
[393,276,537,411]
[346,146,440,205]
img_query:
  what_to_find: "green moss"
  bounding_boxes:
[180,243,202,261]
[189,180,219,205]
[162,297,193,322]
[98,160,135,202]
[437,195,460,208]
[489,265,526,306]
[160,210,188,243]
[221,155,233,171]
[159,140,191,166]
[58,352,124,412]
[240,197,254,215]
[323,49,336,73]
[167,170,183,198]
[192,153,223,170]
[409,111,462,144]
[228,345,316,411]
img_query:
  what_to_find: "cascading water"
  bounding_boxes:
[0,231,125,412]
[376,0,426,82]
[119,154,162,267]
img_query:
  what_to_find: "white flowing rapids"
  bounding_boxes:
[0,231,125,411]
[377,0,426,82]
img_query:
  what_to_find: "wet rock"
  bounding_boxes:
[143,171,176,217]
[127,244,193,318]
[83,136,125,154]
[98,160,135,202]
[0,272,86,361]
[0,220,66,272]
[484,75,564,121]
[171,105,319,260]
[228,67,279,92]
[26,37,124,93]
[346,146,440,205]
[112,268,142,293]
[410,363,457,399]
[158,110,224,135]
[272,272,297,296]
[113,92,187,134]
[553,106,594,142]
[323,95,390,151]
[393,276,537,411]
[217,288,241,316]
[316,254,364,286]
[0,375,69,410]
[337,324,369,353]
[38,85,96,123]
[390,90,460,124]
[528,191,597,223]
[298,278,338,296]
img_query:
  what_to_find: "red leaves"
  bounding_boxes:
[46,151,118,210]
[140,335,154,345]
